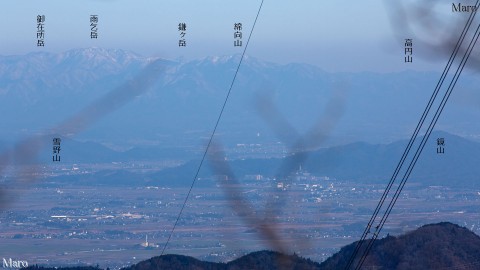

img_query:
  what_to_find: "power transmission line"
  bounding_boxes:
[345,2,480,269]
[160,0,265,256]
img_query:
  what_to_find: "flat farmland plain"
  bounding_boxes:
[1,177,480,269]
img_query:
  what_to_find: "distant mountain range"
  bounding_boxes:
[23,222,480,269]
[2,48,480,146]
[44,130,480,188]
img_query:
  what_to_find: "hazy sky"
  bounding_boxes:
[0,0,473,72]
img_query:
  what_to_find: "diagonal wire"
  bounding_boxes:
[206,85,346,268]
[159,0,265,256]
[204,82,346,258]
[357,21,480,270]
[344,2,480,269]
[355,13,480,270]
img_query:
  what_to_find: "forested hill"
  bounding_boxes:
[320,222,480,269]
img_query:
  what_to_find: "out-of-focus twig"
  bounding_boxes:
[385,0,480,68]
[0,59,166,209]
[207,81,347,268]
